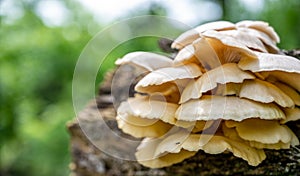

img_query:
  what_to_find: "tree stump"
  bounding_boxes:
[67,50,300,176]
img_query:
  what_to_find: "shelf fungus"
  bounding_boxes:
[114,20,300,168]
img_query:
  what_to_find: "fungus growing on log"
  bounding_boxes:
[115,20,300,168]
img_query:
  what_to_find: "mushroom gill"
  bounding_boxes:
[114,20,300,168]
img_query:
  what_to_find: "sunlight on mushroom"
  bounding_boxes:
[115,20,300,168]
[180,63,255,103]
[176,95,285,121]
[236,20,280,43]
[238,79,294,108]
[135,137,197,168]
[116,114,172,138]
[172,21,236,50]
[226,119,295,144]
[281,108,300,124]
[115,51,172,71]
[136,63,202,88]
[238,51,300,73]
[273,82,300,106]
[261,71,300,91]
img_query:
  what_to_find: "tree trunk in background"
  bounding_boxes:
[67,49,300,176]
[216,0,227,20]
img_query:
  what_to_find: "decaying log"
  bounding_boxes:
[67,49,300,176]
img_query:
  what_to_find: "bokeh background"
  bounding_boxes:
[0,0,299,175]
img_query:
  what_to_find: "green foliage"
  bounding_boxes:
[0,0,299,176]
[219,0,300,49]
[96,36,164,84]
[261,0,300,49]
[0,2,92,176]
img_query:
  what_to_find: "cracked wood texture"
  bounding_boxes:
[67,49,300,176]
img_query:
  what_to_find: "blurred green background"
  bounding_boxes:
[0,0,299,175]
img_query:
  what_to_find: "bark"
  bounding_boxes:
[67,49,300,176]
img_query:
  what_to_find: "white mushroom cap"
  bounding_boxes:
[117,96,217,138]
[222,122,244,141]
[273,82,300,106]
[154,129,191,157]
[205,37,255,65]
[214,83,241,96]
[173,44,196,65]
[225,119,296,144]
[174,30,267,70]
[236,20,280,43]
[117,96,178,125]
[202,30,257,58]
[134,82,181,103]
[171,29,199,50]
[176,95,285,121]
[249,141,290,150]
[281,107,300,124]
[136,129,266,167]
[194,21,236,33]
[173,37,221,70]
[261,71,300,92]
[218,29,268,52]
[115,20,299,168]
[238,79,294,108]
[238,52,300,73]
[237,28,279,53]
[135,136,196,168]
[287,127,300,146]
[135,63,202,88]
[222,122,294,150]
[174,120,214,132]
[180,63,255,103]
[118,96,213,130]
[172,21,236,49]
[182,134,266,166]
[249,132,299,149]
[116,114,172,138]
[115,51,172,71]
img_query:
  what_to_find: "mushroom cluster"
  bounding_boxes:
[114,20,300,168]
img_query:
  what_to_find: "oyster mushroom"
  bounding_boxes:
[115,51,172,71]
[172,21,236,49]
[173,37,221,70]
[281,107,300,123]
[136,129,266,168]
[236,20,280,43]
[114,20,300,168]
[176,95,285,121]
[117,96,178,125]
[238,79,294,108]
[217,29,268,52]
[180,63,255,103]
[135,136,197,168]
[184,134,266,166]
[273,82,300,106]
[236,27,279,53]
[222,123,296,150]
[135,63,202,88]
[133,63,202,103]
[260,71,300,91]
[202,30,257,58]
[225,119,298,145]
[238,51,300,73]
[116,113,172,138]
[117,96,205,133]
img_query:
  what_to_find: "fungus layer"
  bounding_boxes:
[115,20,300,168]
